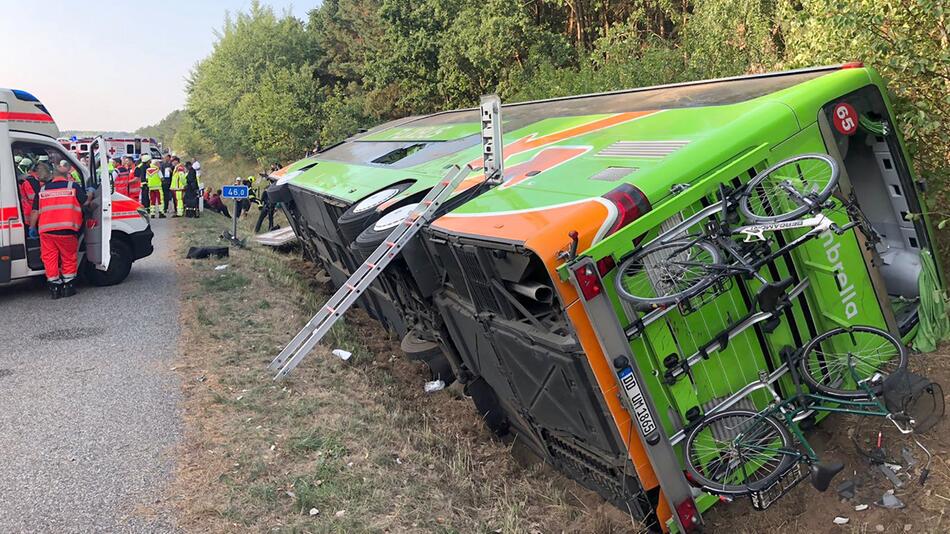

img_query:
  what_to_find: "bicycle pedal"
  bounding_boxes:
[811,460,845,492]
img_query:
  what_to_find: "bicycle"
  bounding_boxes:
[615,153,857,311]
[680,325,941,508]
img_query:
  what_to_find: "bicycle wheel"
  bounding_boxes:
[738,153,839,223]
[684,409,797,495]
[615,240,722,308]
[799,326,908,398]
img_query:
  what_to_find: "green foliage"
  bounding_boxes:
[135,109,183,147]
[173,0,950,211]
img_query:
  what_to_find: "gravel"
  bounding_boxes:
[0,221,182,532]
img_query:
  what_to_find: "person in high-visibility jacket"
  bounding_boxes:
[146,159,164,218]
[170,163,187,217]
[29,167,87,299]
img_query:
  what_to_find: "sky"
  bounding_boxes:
[0,0,314,132]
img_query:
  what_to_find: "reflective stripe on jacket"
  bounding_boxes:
[38,178,83,234]
[114,166,131,197]
[170,170,187,190]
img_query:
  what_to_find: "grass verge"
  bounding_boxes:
[169,210,632,532]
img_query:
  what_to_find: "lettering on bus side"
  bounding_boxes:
[821,230,859,319]
[618,367,658,437]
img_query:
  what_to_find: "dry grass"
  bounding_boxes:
[168,210,631,533]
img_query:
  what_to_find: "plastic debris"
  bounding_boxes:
[335,510,346,518]
[901,447,918,467]
[878,491,905,509]
[424,380,446,393]
[214,264,229,271]
[875,525,885,532]
[854,504,869,511]
[836,479,857,500]
[309,508,319,516]
[879,464,904,488]
[332,349,352,361]
[833,517,850,525]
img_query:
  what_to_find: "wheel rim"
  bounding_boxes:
[353,188,400,214]
[802,327,904,393]
[688,412,790,493]
[617,241,718,304]
[372,203,418,232]
[741,154,837,222]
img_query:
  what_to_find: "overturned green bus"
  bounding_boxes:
[268,64,946,532]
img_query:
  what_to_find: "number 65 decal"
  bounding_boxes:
[833,102,858,136]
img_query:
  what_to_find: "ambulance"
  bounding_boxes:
[59,136,164,161]
[1,88,154,287]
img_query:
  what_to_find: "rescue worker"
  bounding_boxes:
[170,162,187,217]
[136,154,150,209]
[124,156,142,204]
[29,165,87,299]
[160,154,173,213]
[17,157,33,176]
[113,158,131,197]
[146,159,164,218]
[18,162,49,225]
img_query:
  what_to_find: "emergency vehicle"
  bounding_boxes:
[2,88,154,287]
[59,136,164,161]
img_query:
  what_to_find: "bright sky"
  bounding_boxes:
[0,0,313,132]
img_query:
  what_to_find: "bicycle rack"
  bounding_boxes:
[662,279,810,385]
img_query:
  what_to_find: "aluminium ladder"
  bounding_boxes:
[268,164,472,379]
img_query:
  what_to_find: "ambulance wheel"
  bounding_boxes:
[85,240,133,286]
[337,183,412,244]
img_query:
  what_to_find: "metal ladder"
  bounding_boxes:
[268,164,472,379]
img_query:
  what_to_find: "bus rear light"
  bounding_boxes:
[596,255,615,277]
[574,265,603,301]
[603,183,651,237]
[675,498,701,532]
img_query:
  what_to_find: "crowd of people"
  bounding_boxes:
[15,150,284,300]
[112,153,203,218]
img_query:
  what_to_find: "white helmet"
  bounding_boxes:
[192,160,200,170]
[141,154,152,163]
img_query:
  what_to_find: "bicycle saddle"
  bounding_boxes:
[756,277,795,313]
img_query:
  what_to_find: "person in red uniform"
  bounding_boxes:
[18,162,50,224]
[29,167,87,299]
[113,158,131,198]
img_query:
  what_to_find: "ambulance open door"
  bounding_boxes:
[84,137,112,270]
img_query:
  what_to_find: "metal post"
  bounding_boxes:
[232,199,239,241]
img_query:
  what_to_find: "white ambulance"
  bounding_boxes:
[59,136,164,161]
[1,88,154,286]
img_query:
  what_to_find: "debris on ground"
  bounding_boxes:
[837,479,857,500]
[879,464,904,488]
[214,264,228,271]
[878,490,905,509]
[331,349,352,361]
[855,504,869,511]
[424,379,446,393]
[309,508,319,516]
[833,516,849,525]
[185,245,229,259]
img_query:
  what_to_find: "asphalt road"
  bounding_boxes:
[0,221,181,532]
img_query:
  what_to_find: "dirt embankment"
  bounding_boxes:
[167,214,633,533]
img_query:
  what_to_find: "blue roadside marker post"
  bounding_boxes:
[222,185,249,243]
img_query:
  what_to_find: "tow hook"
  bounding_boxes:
[557,231,580,262]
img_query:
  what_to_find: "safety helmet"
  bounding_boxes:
[192,161,200,170]
[141,154,152,163]
[14,155,22,164]
[19,157,33,168]
[37,155,49,162]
